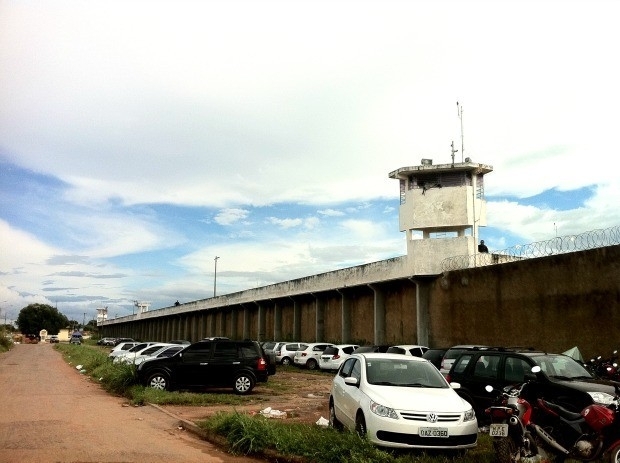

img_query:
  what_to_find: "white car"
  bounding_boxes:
[320,344,359,371]
[293,343,335,370]
[114,343,173,364]
[108,342,139,359]
[386,345,429,357]
[122,344,184,366]
[275,342,307,365]
[109,342,155,361]
[329,353,478,450]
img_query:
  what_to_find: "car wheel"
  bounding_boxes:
[328,399,342,430]
[147,372,170,391]
[355,412,367,438]
[281,357,291,365]
[233,373,255,395]
[306,359,318,370]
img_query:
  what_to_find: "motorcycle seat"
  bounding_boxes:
[538,399,582,421]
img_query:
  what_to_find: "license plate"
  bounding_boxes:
[419,427,448,438]
[489,423,509,437]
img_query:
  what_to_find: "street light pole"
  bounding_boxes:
[214,256,220,297]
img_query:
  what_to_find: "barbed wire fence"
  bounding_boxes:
[441,225,620,272]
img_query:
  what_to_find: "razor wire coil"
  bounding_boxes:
[441,225,620,272]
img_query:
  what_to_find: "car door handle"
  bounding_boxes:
[233,361,240,364]
[200,362,209,365]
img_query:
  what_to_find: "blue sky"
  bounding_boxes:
[1,0,619,324]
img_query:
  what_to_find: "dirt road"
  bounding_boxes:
[0,343,265,463]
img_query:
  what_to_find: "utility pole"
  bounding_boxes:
[214,256,220,297]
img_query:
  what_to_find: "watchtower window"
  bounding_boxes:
[409,172,470,190]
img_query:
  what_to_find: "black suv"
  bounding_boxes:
[136,339,269,394]
[447,347,619,420]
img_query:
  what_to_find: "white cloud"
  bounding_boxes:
[266,217,303,229]
[318,209,345,217]
[214,209,250,226]
[1,0,619,320]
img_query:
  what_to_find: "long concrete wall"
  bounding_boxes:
[101,245,620,360]
[428,245,620,359]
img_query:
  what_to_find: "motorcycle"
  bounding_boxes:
[526,367,620,463]
[485,380,550,463]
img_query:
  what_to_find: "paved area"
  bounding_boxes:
[0,343,264,463]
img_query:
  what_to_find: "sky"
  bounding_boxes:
[1,0,619,325]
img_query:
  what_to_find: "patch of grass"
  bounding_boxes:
[129,386,253,407]
[0,330,13,353]
[199,412,496,463]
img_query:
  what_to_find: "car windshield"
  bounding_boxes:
[366,359,448,388]
[533,354,593,379]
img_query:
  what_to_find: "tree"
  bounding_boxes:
[16,304,70,335]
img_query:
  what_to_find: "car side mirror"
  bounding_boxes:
[344,376,359,387]
[450,382,461,390]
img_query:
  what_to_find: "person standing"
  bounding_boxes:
[478,240,489,253]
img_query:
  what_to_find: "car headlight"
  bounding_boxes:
[370,400,398,419]
[588,392,615,405]
[463,408,476,422]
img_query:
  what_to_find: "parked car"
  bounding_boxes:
[329,353,478,450]
[294,343,335,370]
[386,345,429,357]
[422,347,449,370]
[48,335,59,343]
[69,334,83,345]
[320,344,359,371]
[126,344,184,366]
[261,341,283,353]
[97,337,116,346]
[115,343,174,364]
[23,334,39,344]
[446,346,620,421]
[255,341,277,375]
[169,339,191,345]
[109,341,138,356]
[136,339,269,394]
[439,345,487,377]
[275,342,307,365]
[353,345,392,354]
[113,337,135,346]
[108,342,147,360]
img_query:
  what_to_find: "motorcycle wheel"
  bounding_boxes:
[609,446,620,463]
[494,437,521,463]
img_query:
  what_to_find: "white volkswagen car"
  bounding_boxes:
[329,353,478,450]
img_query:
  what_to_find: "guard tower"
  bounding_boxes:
[96,306,108,326]
[389,158,493,275]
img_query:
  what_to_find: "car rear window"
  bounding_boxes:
[240,344,260,358]
[452,354,473,374]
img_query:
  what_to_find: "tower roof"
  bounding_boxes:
[388,159,493,180]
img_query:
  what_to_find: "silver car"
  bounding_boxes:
[276,342,307,365]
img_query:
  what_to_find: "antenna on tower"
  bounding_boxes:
[457,101,464,162]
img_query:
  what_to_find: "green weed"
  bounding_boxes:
[199,412,496,463]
